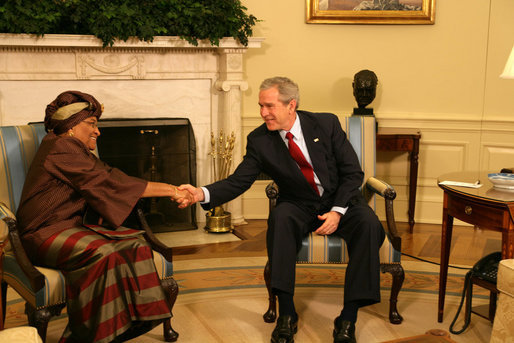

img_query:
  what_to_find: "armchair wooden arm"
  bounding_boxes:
[365,177,401,252]
[0,202,45,292]
[135,205,173,262]
[265,182,279,209]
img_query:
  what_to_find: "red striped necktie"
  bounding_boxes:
[286,132,320,195]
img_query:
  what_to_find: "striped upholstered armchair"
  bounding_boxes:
[263,115,404,325]
[0,123,179,342]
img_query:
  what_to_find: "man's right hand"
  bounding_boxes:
[178,184,205,205]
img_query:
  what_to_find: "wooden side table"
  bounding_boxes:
[437,171,514,322]
[377,128,421,232]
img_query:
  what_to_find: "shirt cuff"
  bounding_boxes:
[200,186,210,204]
[331,206,348,216]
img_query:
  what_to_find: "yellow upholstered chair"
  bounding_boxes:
[263,115,404,325]
[490,259,514,343]
[0,124,178,342]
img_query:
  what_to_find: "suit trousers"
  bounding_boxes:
[266,195,385,306]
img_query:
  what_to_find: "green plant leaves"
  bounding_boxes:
[0,0,258,47]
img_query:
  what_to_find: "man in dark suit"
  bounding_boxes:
[180,77,385,343]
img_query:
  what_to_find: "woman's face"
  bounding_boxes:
[70,117,101,150]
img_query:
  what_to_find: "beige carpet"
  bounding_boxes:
[4,258,493,343]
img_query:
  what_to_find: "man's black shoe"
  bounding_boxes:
[271,315,298,343]
[333,316,356,343]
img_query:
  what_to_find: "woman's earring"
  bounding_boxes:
[68,131,74,137]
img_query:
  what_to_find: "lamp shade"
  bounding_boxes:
[500,44,514,79]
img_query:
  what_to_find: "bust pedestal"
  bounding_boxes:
[352,107,374,116]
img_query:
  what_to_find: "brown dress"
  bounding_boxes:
[16,133,172,343]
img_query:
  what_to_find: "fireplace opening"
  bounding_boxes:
[97,118,197,232]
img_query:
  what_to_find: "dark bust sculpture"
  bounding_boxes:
[352,69,378,115]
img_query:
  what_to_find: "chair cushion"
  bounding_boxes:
[297,232,400,264]
[3,249,173,308]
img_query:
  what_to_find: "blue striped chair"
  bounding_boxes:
[263,115,404,325]
[0,124,179,342]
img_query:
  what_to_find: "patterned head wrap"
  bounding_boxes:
[44,91,103,134]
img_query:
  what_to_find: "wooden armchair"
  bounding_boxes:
[0,124,179,342]
[262,116,404,325]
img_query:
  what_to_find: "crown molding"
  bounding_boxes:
[0,33,264,50]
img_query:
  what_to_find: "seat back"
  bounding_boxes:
[341,115,376,208]
[296,115,400,264]
[0,124,46,215]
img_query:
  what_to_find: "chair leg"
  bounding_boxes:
[380,263,404,324]
[161,277,179,342]
[263,260,277,323]
[1,282,7,329]
[25,303,65,343]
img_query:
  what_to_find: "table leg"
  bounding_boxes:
[408,139,420,233]
[489,291,498,321]
[502,225,514,259]
[438,193,453,323]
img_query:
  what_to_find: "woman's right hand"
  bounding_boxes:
[178,184,205,205]
[173,188,194,208]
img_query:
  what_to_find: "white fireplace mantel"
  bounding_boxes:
[0,33,263,225]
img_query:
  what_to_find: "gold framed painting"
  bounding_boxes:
[307,0,435,24]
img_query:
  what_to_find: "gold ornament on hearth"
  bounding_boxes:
[205,130,236,233]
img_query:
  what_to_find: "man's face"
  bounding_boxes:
[259,87,296,131]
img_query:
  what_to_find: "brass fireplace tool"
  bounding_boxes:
[205,130,236,233]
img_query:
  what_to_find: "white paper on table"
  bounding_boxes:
[438,180,482,188]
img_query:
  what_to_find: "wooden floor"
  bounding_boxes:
[173,220,502,267]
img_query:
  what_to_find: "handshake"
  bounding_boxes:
[173,184,205,209]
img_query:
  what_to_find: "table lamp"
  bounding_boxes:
[500,44,514,79]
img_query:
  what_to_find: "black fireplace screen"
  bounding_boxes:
[97,118,197,232]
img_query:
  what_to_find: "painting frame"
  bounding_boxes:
[306,0,435,25]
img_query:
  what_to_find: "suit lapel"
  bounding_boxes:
[298,113,330,188]
[268,130,299,173]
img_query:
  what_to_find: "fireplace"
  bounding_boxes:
[97,118,196,232]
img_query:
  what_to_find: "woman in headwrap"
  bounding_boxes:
[16,91,191,343]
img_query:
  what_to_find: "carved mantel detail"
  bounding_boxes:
[76,53,146,79]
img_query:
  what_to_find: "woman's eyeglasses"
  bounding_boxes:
[82,120,99,129]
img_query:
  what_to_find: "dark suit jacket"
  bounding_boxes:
[203,110,364,215]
